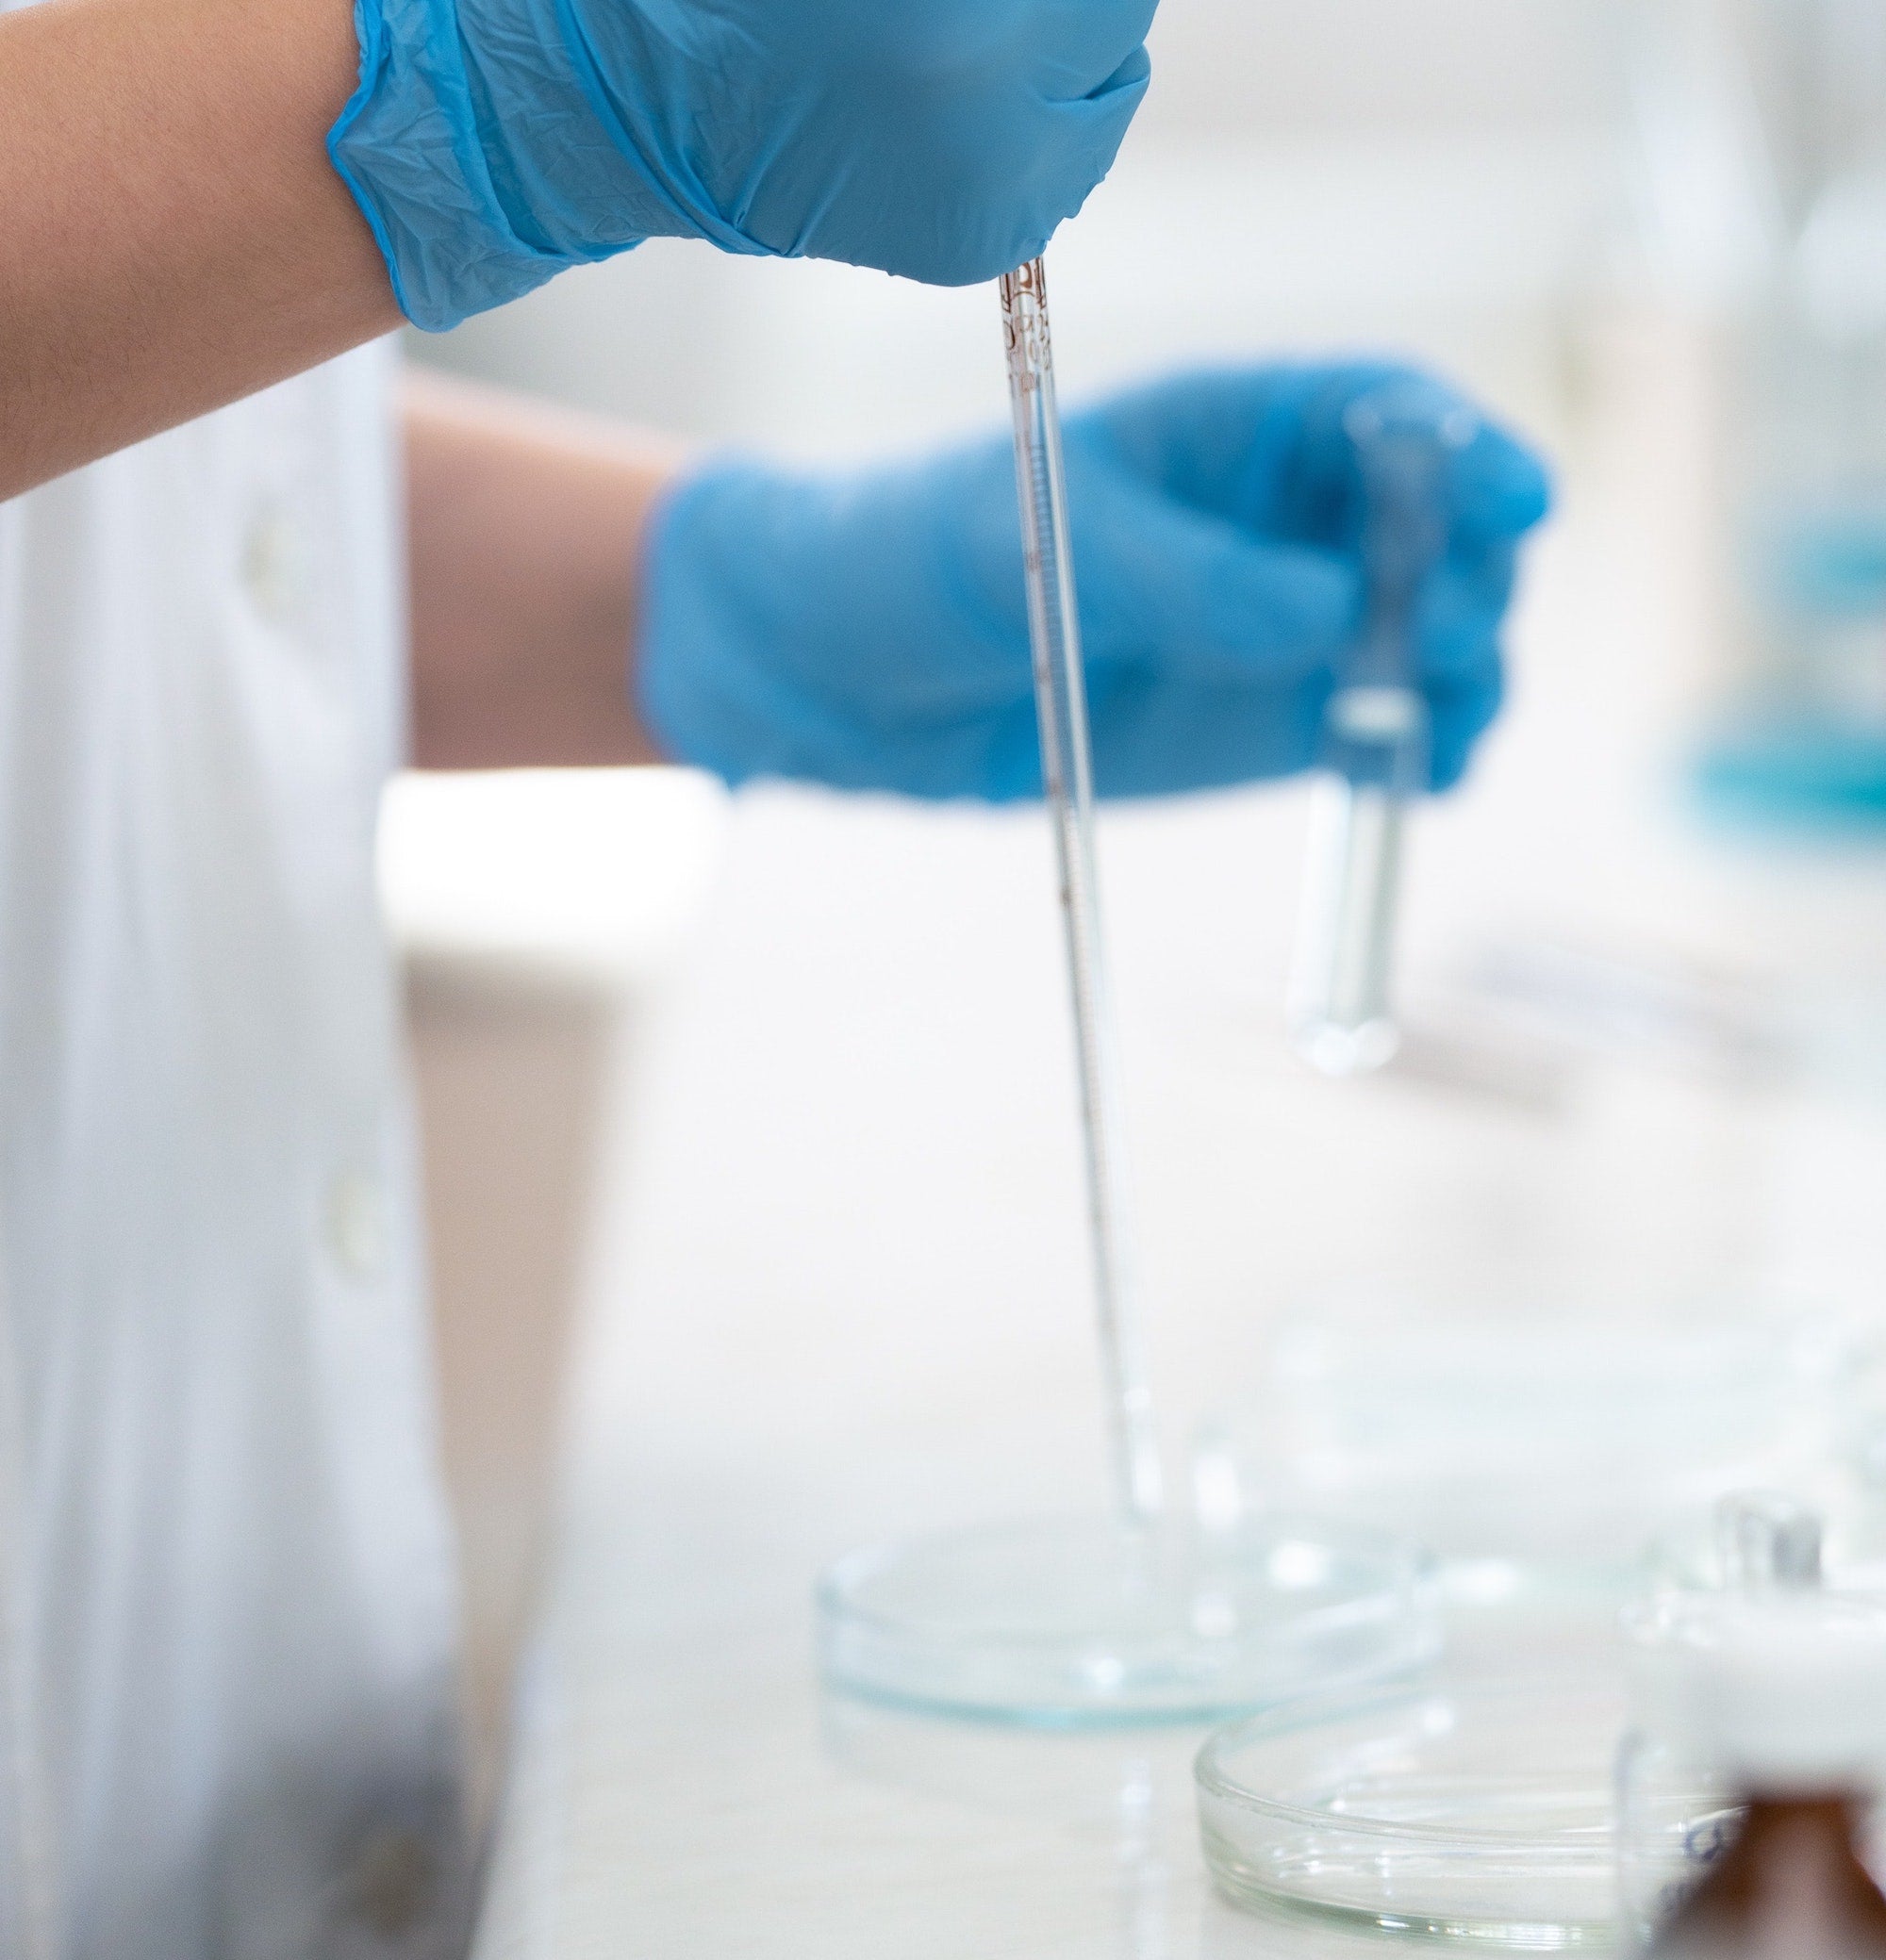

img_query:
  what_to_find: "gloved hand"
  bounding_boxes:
[329,0,1155,331]
[637,362,1552,800]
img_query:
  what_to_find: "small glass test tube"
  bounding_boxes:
[1290,386,1474,1077]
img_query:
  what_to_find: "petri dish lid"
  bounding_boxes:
[817,1514,1438,1727]
[1197,1671,1623,1948]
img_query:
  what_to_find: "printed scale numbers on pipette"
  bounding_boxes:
[815,261,1438,1726]
[1291,386,1479,1079]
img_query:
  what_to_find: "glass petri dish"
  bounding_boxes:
[818,1514,1439,1727]
[1197,1672,1624,1948]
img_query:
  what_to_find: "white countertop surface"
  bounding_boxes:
[465,314,1886,1957]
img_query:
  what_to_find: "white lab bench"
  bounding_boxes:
[428,311,1886,1957]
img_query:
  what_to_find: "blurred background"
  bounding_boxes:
[379,0,1886,1840]
[416,0,1633,455]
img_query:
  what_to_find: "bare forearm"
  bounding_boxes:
[404,371,687,770]
[0,0,398,500]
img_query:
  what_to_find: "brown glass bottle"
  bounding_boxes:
[1655,1790,1886,1958]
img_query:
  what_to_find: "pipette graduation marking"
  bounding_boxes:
[999,258,1163,1526]
[1291,385,1476,1078]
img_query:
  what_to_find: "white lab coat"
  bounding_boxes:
[0,343,472,1956]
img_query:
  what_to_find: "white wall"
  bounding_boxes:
[1133,0,1630,141]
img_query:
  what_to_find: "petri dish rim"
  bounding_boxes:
[1197,1864,1610,1952]
[819,1527,1431,1655]
[1196,1674,1618,1852]
[818,1515,1441,1728]
[1197,1673,1622,1949]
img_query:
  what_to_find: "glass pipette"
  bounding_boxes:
[1290,386,1475,1078]
[999,258,1163,1525]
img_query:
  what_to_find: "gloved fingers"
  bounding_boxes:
[1074,362,1549,568]
[975,698,1052,802]
[1077,477,1361,683]
[1073,365,1350,527]
[942,86,1149,284]
[965,640,1339,808]
[885,707,1048,801]
[1028,72,1151,204]
[1031,0,1160,95]
[1074,661,1502,800]
[1413,566,1510,683]
[1315,369,1549,569]
[1312,367,1549,545]
[1425,662,1506,792]
[1444,532,1520,616]
[1443,416,1553,547]
[1084,43,1153,103]
[1084,672,1328,799]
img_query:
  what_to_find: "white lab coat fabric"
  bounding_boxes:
[0,342,472,1957]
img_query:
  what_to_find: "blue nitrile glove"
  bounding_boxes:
[638,362,1552,800]
[328,0,1155,332]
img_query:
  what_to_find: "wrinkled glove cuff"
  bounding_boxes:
[328,0,628,332]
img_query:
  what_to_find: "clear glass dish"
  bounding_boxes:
[817,1514,1439,1728]
[1197,1672,1624,1947]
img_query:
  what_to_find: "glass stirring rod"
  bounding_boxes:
[1290,385,1476,1078]
[999,258,1164,1525]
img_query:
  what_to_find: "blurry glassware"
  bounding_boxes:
[1650,1489,1830,1595]
[1637,0,1886,824]
[1193,1497,1864,1949]
[1194,1310,1861,1607]
[1653,1430,1886,1597]
[1197,1668,1626,1949]
[1289,383,1471,1080]
[1711,1490,1825,1589]
[818,1513,1441,1727]
[1615,1590,1886,1952]
[1192,1497,1866,1944]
